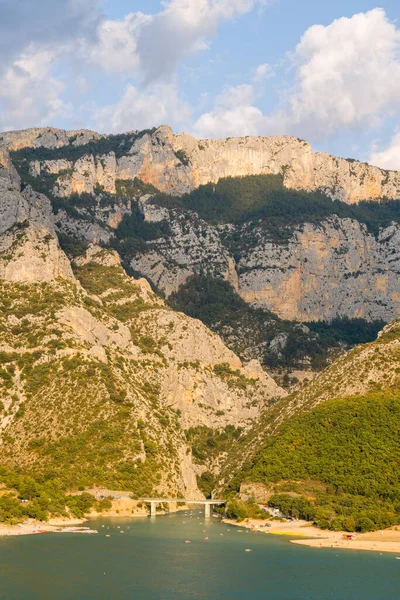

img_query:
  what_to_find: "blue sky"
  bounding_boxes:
[1,1,400,168]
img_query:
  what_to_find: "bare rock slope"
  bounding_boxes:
[0,165,284,498]
[3,124,400,203]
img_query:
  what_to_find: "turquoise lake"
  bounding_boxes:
[0,511,399,599]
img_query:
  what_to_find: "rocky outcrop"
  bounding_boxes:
[0,126,100,151]
[0,165,285,497]
[0,161,74,283]
[3,125,400,203]
[131,208,400,322]
[237,218,400,321]
[4,124,400,323]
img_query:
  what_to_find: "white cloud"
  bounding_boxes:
[195,8,400,142]
[253,63,274,82]
[0,49,72,131]
[284,8,400,138]
[369,134,400,170]
[94,83,191,133]
[82,0,266,82]
[82,12,151,75]
[193,83,276,138]
[131,0,266,82]
[216,84,255,108]
[0,0,103,75]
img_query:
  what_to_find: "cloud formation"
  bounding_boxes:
[0,0,265,131]
[1,0,400,173]
[193,83,276,138]
[94,82,191,133]
[286,8,400,138]
[0,0,103,75]
[0,50,72,131]
[370,134,400,170]
[136,0,264,82]
[194,8,400,146]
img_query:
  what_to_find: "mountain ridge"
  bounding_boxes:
[2,124,400,203]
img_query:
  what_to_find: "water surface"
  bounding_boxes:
[0,511,399,599]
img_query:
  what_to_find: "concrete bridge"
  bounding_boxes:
[140,498,226,518]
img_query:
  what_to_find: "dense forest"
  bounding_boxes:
[169,275,384,374]
[227,392,400,532]
[151,174,400,236]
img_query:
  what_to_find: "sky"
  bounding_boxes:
[1,0,400,168]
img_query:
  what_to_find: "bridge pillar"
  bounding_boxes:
[151,501,157,517]
[205,503,211,518]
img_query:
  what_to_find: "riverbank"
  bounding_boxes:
[0,518,88,537]
[0,496,188,537]
[222,518,400,554]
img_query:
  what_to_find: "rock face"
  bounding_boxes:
[0,126,100,151]
[278,318,400,423]
[3,123,400,323]
[237,218,400,322]
[0,174,285,498]
[0,161,74,283]
[3,124,400,203]
[130,208,400,322]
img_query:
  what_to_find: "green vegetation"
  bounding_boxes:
[308,317,385,347]
[110,204,171,260]
[196,471,216,498]
[11,129,155,166]
[186,425,243,465]
[115,178,159,199]
[169,275,383,373]
[213,363,256,390]
[0,468,114,523]
[72,262,130,296]
[226,498,269,521]
[230,391,400,531]
[151,174,400,237]
[0,267,184,521]
[174,149,190,166]
[57,233,89,259]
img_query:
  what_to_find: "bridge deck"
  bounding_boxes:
[139,498,225,504]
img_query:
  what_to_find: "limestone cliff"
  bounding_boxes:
[0,171,284,498]
[4,123,400,325]
[130,207,400,323]
[3,125,400,203]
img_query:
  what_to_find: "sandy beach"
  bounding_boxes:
[0,496,187,537]
[0,518,88,537]
[222,518,400,554]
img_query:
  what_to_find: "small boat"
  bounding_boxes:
[245,549,252,553]
[204,537,209,541]
[185,540,191,544]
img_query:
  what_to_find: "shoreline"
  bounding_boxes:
[5,509,400,554]
[222,518,400,555]
[0,500,190,537]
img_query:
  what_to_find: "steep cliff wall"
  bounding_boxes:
[4,124,400,324]
[0,163,284,497]
[3,125,400,204]
[130,205,400,323]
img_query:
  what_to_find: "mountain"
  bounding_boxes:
[0,154,284,519]
[1,124,399,530]
[223,318,400,532]
[1,125,396,378]
[4,124,400,202]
